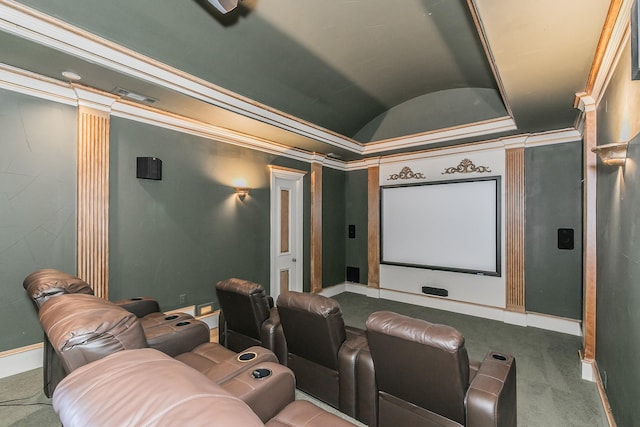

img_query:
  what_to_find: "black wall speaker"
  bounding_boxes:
[348,224,356,239]
[136,157,162,180]
[557,228,574,250]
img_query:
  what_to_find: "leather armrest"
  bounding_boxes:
[113,297,160,318]
[337,327,368,418]
[260,307,288,365]
[466,352,517,427]
[355,345,378,427]
[469,359,482,383]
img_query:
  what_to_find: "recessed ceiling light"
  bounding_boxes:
[61,71,82,81]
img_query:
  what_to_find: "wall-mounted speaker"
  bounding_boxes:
[136,157,162,180]
[557,228,574,250]
[348,224,356,239]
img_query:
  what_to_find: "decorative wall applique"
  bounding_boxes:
[442,158,491,174]
[388,166,425,180]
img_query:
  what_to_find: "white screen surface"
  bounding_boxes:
[381,178,500,275]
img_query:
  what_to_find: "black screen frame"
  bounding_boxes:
[379,176,502,277]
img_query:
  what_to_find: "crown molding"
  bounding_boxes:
[0,0,523,158]
[361,116,517,155]
[0,0,363,152]
[0,62,77,105]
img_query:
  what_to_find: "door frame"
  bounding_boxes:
[269,166,306,301]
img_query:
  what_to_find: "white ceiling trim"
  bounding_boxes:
[0,62,77,105]
[590,0,634,105]
[0,57,581,175]
[344,128,581,170]
[0,1,362,152]
[361,116,517,155]
[0,0,521,156]
[0,59,330,167]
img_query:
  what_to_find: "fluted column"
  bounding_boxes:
[505,147,525,312]
[367,165,380,289]
[75,87,115,299]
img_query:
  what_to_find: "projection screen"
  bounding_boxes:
[380,177,501,276]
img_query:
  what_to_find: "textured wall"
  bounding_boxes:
[345,169,368,284]
[109,117,310,311]
[322,167,346,287]
[595,39,640,427]
[0,89,77,351]
[524,141,583,319]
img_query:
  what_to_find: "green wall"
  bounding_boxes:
[322,167,346,287]
[109,117,310,310]
[525,141,583,319]
[0,89,77,352]
[594,39,640,426]
[345,169,368,284]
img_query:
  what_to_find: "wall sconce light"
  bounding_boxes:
[235,187,250,201]
[592,141,629,166]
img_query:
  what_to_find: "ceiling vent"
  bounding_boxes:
[113,87,157,104]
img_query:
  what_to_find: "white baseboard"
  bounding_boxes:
[0,344,43,379]
[323,284,582,337]
[581,358,595,382]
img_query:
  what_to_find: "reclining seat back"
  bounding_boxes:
[39,293,148,373]
[215,278,287,364]
[23,269,96,397]
[216,278,272,350]
[276,291,347,408]
[366,311,470,426]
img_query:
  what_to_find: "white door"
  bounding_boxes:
[270,167,305,302]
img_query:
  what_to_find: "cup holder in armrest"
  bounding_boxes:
[492,353,507,361]
[237,352,257,362]
[165,315,179,321]
[130,297,143,301]
[175,321,190,327]
[251,368,272,379]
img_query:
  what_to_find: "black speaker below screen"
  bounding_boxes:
[137,157,162,180]
[421,286,448,297]
[557,228,574,250]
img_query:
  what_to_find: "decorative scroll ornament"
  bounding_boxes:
[388,166,425,181]
[442,158,492,175]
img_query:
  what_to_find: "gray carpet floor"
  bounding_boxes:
[0,292,607,426]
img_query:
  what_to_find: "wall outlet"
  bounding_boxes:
[178,294,186,305]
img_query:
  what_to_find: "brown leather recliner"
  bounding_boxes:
[360,311,517,427]
[52,348,358,427]
[23,269,210,396]
[216,278,287,364]
[276,291,368,419]
[38,292,298,422]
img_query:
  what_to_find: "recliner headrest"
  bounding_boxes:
[216,278,265,297]
[23,269,93,308]
[276,291,341,319]
[366,310,465,353]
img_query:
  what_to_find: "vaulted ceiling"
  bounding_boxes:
[0,0,611,160]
